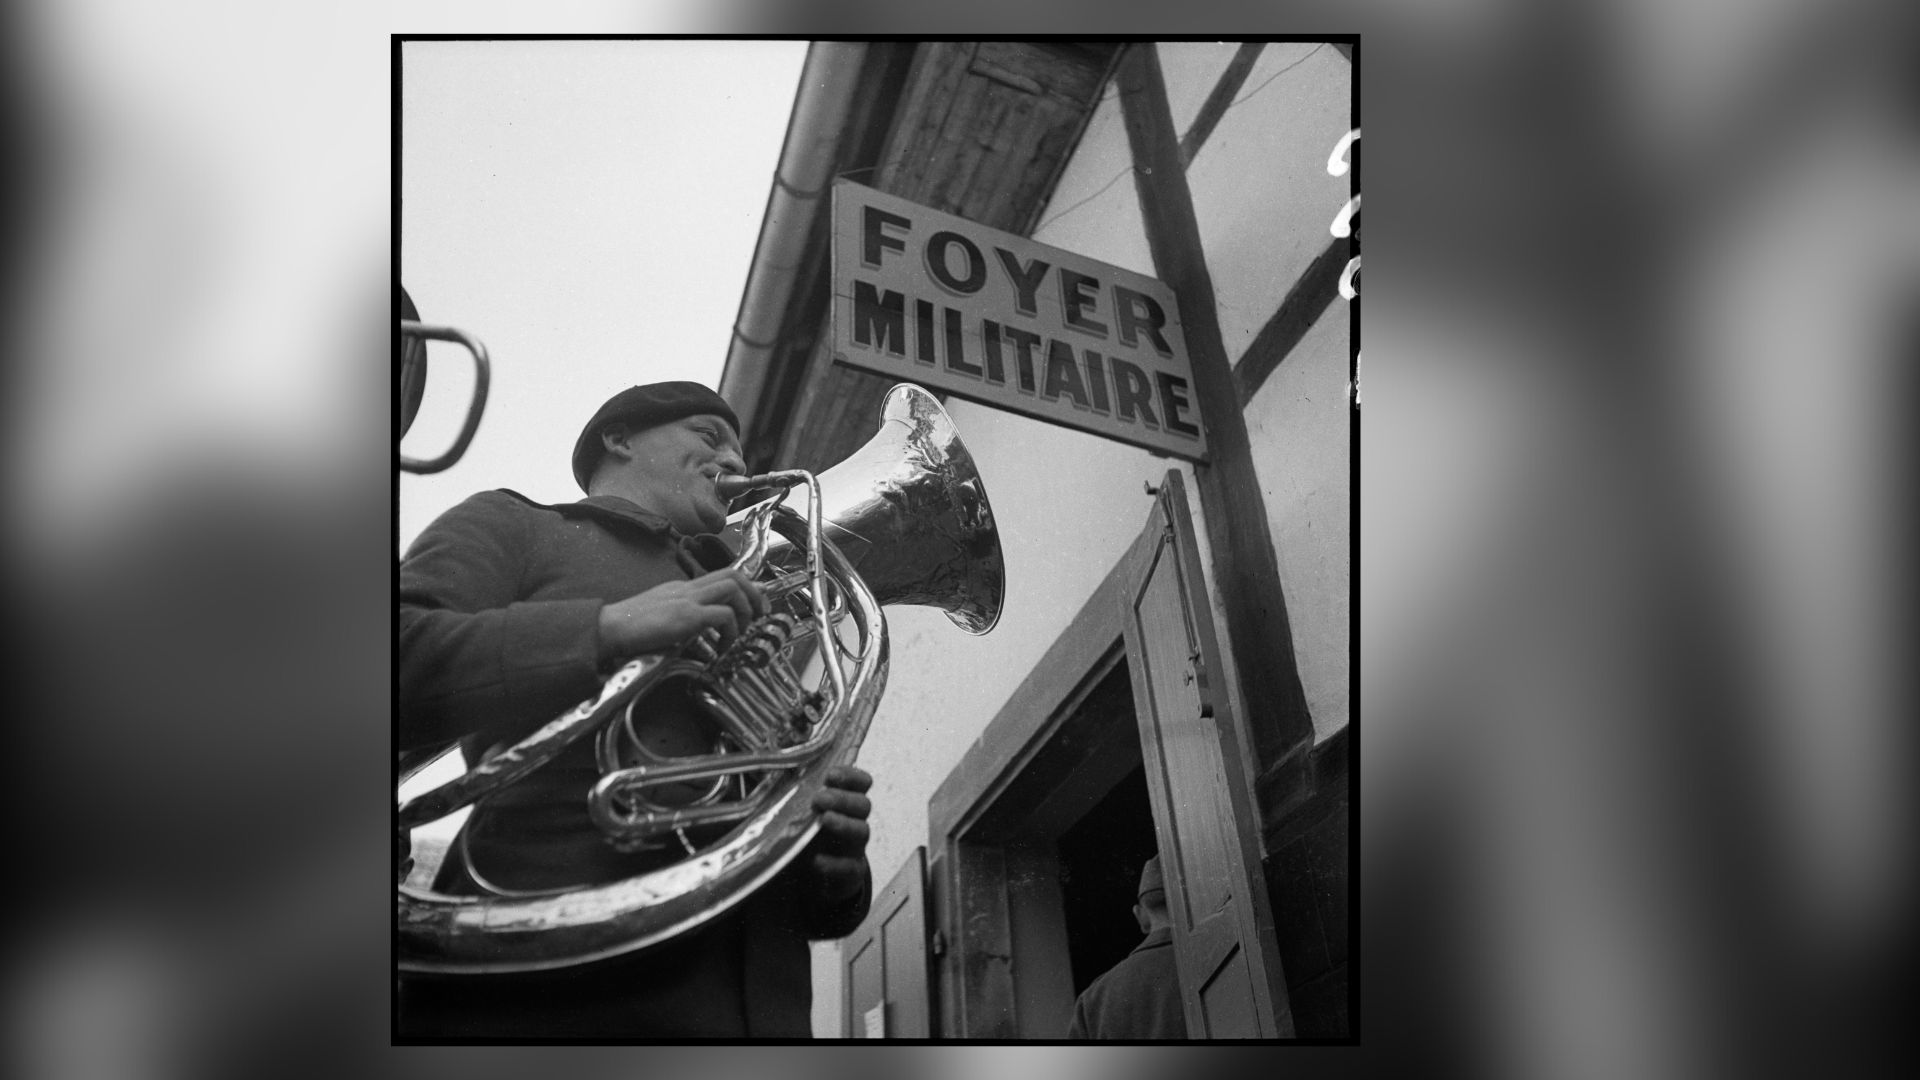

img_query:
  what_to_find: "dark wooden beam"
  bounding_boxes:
[1178,42,1266,167]
[1233,236,1351,406]
[1117,45,1317,817]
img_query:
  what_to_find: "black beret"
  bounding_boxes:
[571,382,740,492]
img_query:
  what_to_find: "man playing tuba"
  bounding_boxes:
[398,382,874,1038]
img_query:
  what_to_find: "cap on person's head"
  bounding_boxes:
[1137,855,1167,904]
[571,382,740,492]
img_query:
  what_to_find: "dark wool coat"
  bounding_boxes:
[1066,927,1190,1040]
[398,490,870,1038]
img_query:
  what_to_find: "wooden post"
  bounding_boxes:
[1116,44,1318,827]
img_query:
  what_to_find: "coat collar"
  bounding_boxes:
[495,489,735,571]
[494,489,677,536]
[1135,926,1174,952]
[568,494,679,535]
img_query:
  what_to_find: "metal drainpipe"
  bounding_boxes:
[719,41,868,442]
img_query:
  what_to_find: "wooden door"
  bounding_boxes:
[841,846,932,1038]
[1122,470,1295,1037]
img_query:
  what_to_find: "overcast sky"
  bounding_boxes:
[399,39,808,551]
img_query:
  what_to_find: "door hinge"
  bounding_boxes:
[1189,647,1213,717]
[931,930,947,957]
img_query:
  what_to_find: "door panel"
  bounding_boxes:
[1135,560,1238,922]
[1122,469,1294,1038]
[1198,947,1258,1034]
[841,847,931,1038]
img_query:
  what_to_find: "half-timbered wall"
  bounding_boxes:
[781,42,1351,1038]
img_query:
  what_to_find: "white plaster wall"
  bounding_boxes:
[1158,42,1246,134]
[1246,305,1352,743]
[1184,43,1352,359]
[809,398,1188,1035]
[811,44,1353,1035]
[1184,41,1354,746]
[810,76,1177,1036]
[858,402,1180,858]
[1022,87,1151,273]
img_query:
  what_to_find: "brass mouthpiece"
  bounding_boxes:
[715,475,759,501]
[717,470,809,502]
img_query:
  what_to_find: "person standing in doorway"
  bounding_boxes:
[1067,854,1189,1039]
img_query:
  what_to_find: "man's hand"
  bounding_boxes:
[596,568,767,663]
[808,765,873,902]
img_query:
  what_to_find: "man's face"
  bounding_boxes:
[610,413,746,534]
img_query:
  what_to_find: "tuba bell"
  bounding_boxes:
[397,383,1003,974]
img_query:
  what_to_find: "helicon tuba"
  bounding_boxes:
[397,383,1003,974]
[398,285,492,475]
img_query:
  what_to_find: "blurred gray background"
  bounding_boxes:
[3,2,1912,1077]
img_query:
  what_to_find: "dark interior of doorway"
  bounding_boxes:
[1056,765,1158,996]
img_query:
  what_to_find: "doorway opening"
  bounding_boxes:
[931,473,1294,1037]
[1056,765,1157,997]
[938,655,1165,1036]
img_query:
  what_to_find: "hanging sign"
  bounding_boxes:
[830,181,1206,461]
